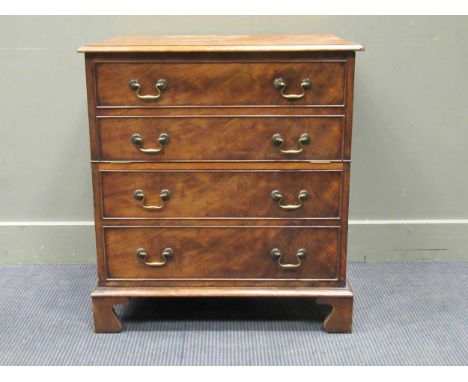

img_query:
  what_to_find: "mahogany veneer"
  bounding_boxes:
[94,61,346,107]
[79,34,363,333]
[98,116,345,161]
[104,226,340,281]
[100,169,342,219]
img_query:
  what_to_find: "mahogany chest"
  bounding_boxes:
[79,34,363,333]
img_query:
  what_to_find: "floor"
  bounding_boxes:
[0,263,466,365]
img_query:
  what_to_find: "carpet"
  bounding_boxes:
[0,262,466,365]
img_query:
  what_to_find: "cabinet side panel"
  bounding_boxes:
[338,162,351,283]
[85,56,99,160]
[344,52,356,159]
[339,52,355,281]
[91,164,106,282]
[85,56,105,281]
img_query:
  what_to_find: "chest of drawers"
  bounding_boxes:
[79,34,363,333]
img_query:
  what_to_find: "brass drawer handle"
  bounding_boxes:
[133,189,171,210]
[131,133,169,154]
[129,79,168,101]
[271,189,309,210]
[272,133,311,154]
[273,77,311,100]
[137,247,173,267]
[270,248,306,269]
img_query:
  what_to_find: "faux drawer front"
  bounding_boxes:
[95,62,346,107]
[104,226,340,280]
[100,170,342,219]
[99,116,344,161]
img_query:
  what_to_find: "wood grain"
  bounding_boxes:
[92,284,354,298]
[98,116,344,161]
[81,34,362,333]
[92,296,129,333]
[78,34,364,53]
[97,162,344,170]
[100,170,342,219]
[316,295,353,333]
[104,226,340,280]
[95,61,346,107]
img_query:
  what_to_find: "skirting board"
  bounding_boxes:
[0,221,467,263]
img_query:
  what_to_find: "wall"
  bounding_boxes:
[0,16,467,262]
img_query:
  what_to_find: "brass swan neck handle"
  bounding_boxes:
[137,247,173,267]
[129,79,168,101]
[272,133,311,154]
[270,248,306,268]
[131,133,169,154]
[271,189,310,210]
[273,78,312,100]
[133,189,171,210]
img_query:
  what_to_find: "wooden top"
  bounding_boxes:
[78,34,364,53]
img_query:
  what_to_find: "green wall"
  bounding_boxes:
[0,16,467,262]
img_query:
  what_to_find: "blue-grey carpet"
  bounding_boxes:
[0,263,466,365]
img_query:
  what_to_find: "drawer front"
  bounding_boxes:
[100,170,342,219]
[104,226,340,280]
[98,116,344,161]
[95,61,346,107]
